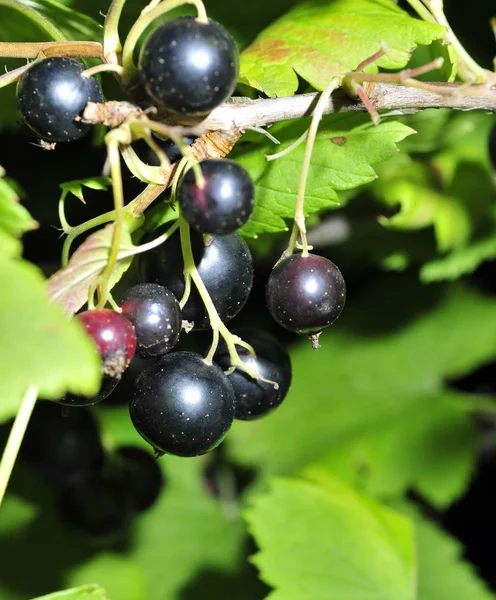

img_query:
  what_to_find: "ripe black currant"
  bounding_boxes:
[178,159,255,235]
[215,330,292,420]
[490,124,496,170]
[130,351,235,457]
[139,16,239,115]
[140,229,253,329]
[16,57,103,143]
[59,376,119,407]
[119,283,182,358]
[116,446,164,512]
[78,309,137,377]
[21,402,104,485]
[58,472,133,540]
[266,253,346,335]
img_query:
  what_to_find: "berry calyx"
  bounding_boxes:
[139,16,239,115]
[119,283,182,358]
[77,309,137,377]
[215,330,292,420]
[178,159,255,235]
[140,229,253,329]
[266,253,346,336]
[16,57,103,143]
[116,446,164,512]
[22,402,104,485]
[130,351,235,457]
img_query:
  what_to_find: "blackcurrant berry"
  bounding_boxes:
[215,330,292,420]
[178,159,255,235]
[140,229,253,329]
[21,402,104,485]
[78,309,137,377]
[115,446,164,512]
[119,283,181,358]
[16,57,103,143]
[58,472,133,540]
[130,351,235,457]
[139,16,239,115]
[266,253,346,335]
[489,124,496,170]
[59,376,119,407]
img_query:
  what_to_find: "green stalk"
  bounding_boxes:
[0,0,67,41]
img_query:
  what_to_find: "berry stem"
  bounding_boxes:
[0,0,67,42]
[117,219,179,259]
[284,77,340,258]
[83,63,125,78]
[205,329,220,364]
[104,0,127,64]
[97,131,127,308]
[0,386,38,509]
[60,211,117,266]
[0,63,30,90]
[121,0,209,84]
[404,0,437,23]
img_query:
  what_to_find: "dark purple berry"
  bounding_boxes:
[178,159,254,234]
[78,309,137,378]
[139,16,239,115]
[22,402,104,485]
[266,253,346,335]
[130,351,235,457]
[116,446,164,511]
[215,330,292,420]
[58,472,132,540]
[140,229,253,329]
[16,57,103,143]
[119,283,181,358]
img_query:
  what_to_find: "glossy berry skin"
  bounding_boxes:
[215,330,292,420]
[59,376,119,407]
[21,402,104,485]
[139,16,239,115]
[266,253,346,334]
[178,159,255,235]
[490,124,496,170]
[130,351,235,457]
[58,472,132,540]
[140,229,253,329]
[119,283,181,358]
[78,309,137,377]
[17,57,103,143]
[116,446,164,512]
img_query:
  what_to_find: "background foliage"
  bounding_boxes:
[0,0,495,598]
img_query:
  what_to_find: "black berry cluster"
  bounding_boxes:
[13,14,346,465]
[21,402,163,541]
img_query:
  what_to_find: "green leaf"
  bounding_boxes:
[0,256,100,421]
[238,113,414,237]
[47,224,134,315]
[0,166,37,255]
[228,278,496,507]
[31,585,107,600]
[245,472,415,600]
[240,0,445,97]
[421,230,496,282]
[404,506,495,600]
[60,177,112,203]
